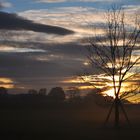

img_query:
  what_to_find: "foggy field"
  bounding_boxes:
[0,102,140,140]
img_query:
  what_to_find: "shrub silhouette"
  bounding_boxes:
[0,87,8,95]
[28,89,38,95]
[39,88,47,95]
[48,87,65,101]
[67,87,80,99]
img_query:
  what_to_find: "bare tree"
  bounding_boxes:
[83,7,140,128]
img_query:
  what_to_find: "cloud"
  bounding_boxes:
[34,0,140,4]
[35,0,66,3]
[0,1,12,8]
[19,5,140,43]
[0,45,46,53]
[19,6,138,45]
[19,7,105,42]
[35,0,115,3]
[0,11,74,35]
[0,39,89,92]
[122,5,140,13]
[0,77,14,89]
[0,51,80,91]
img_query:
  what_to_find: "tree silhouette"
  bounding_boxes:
[0,87,8,95]
[67,87,80,99]
[39,88,47,95]
[48,87,65,101]
[28,89,38,95]
[83,7,140,128]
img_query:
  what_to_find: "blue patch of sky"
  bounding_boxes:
[3,0,140,13]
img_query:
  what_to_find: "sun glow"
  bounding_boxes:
[103,76,131,99]
[62,72,139,102]
[0,78,14,89]
[103,88,116,98]
[78,85,94,90]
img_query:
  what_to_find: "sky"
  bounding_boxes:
[0,0,139,94]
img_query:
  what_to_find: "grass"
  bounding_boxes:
[0,98,140,140]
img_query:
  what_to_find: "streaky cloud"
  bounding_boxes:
[0,11,74,35]
[0,1,12,9]
[35,0,114,3]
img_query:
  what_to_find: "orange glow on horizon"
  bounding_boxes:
[0,78,14,89]
[78,85,94,90]
[103,88,116,98]
[62,73,140,102]
[62,78,85,84]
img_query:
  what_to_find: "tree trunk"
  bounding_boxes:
[114,96,120,129]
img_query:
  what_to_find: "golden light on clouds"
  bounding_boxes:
[0,78,14,89]
[104,88,116,98]
[78,85,94,90]
[83,61,90,66]
[17,5,140,45]
[0,45,46,53]
[103,80,130,99]
[62,73,140,102]
[62,78,85,84]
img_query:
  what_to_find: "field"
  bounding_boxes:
[0,97,140,140]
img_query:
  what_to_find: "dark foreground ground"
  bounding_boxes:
[0,99,140,140]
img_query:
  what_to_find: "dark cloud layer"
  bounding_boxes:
[0,11,74,35]
[0,50,83,91]
[0,45,84,78]
[0,4,3,9]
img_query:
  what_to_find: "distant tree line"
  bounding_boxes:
[0,86,117,106]
[0,87,65,101]
[0,86,81,101]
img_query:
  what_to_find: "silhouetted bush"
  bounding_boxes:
[39,88,47,95]
[66,87,80,99]
[28,89,38,95]
[0,87,8,95]
[48,87,65,101]
[84,91,110,106]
